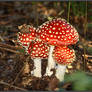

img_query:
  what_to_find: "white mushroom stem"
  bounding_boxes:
[55,64,66,82]
[33,58,42,77]
[45,46,56,76]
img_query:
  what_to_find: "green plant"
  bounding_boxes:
[64,71,92,91]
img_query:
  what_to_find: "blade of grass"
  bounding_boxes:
[83,1,88,71]
[67,1,71,22]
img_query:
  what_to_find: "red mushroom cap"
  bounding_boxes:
[27,39,49,59]
[53,46,75,65]
[17,25,36,48]
[37,18,79,46]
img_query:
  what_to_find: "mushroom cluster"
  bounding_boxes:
[37,18,79,81]
[17,24,49,77]
[17,18,79,82]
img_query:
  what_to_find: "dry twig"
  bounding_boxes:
[0,81,27,91]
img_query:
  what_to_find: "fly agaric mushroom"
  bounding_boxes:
[17,24,36,74]
[37,18,79,76]
[53,46,76,81]
[26,38,49,77]
[17,24,36,51]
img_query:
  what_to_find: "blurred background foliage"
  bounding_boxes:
[64,71,92,91]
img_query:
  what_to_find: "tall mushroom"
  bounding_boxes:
[53,46,76,81]
[26,38,49,77]
[37,18,79,76]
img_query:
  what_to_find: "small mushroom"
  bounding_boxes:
[17,24,36,51]
[27,38,49,77]
[37,18,79,76]
[53,46,76,81]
